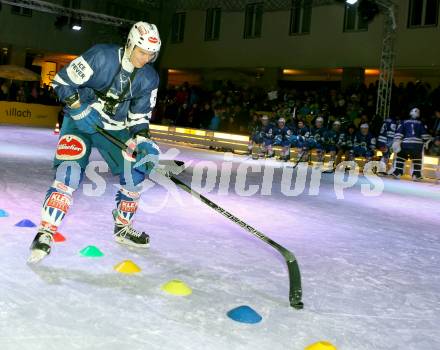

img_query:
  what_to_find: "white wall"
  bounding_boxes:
[162,1,440,72]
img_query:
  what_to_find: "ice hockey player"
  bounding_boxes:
[307,116,327,164]
[247,113,263,156]
[290,120,310,163]
[376,116,398,175]
[286,117,297,136]
[391,108,430,181]
[351,123,376,163]
[28,22,162,263]
[338,124,356,167]
[322,120,342,171]
[273,117,292,161]
[256,115,275,158]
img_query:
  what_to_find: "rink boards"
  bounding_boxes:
[148,124,440,180]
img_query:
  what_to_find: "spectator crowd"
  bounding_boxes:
[1,76,439,161]
[0,79,59,105]
[153,80,440,158]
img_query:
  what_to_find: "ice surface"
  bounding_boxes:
[0,125,439,350]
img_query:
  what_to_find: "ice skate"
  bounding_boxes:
[113,209,149,248]
[28,229,54,264]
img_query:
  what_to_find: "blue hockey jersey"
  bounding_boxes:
[394,119,430,150]
[51,44,159,135]
[261,123,276,139]
[324,129,341,146]
[377,117,397,145]
[310,126,327,142]
[273,125,292,145]
[340,130,356,148]
[295,125,310,138]
[354,132,376,150]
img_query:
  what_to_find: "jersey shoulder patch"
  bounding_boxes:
[67,55,94,85]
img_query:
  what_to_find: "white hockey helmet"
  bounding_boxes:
[278,117,286,124]
[360,123,369,129]
[315,116,324,124]
[409,107,420,119]
[261,115,269,121]
[126,21,161,63]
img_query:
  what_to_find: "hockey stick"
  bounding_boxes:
[170,176,303,309]
[322,166,336,174]
[95,126,184,167]
[96,126,304,309]
[287,149,307,169]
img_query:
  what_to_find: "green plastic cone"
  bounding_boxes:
[79,245,104,258]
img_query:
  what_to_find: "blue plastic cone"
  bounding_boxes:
[227,305,262,324]
[15,219,36,227]
[0,209,9,217]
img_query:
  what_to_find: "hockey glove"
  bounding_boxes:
[424,138,432,151]
[131,130,160,175]
[392,140,401,154]
[69,104,104,134]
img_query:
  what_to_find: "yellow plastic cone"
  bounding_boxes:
[161,279,192,296]
[114,260,141,274]
[305,341,337,350]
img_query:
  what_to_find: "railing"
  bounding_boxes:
[149,124,440,180]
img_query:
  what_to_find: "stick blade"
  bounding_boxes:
[156,160,186,177]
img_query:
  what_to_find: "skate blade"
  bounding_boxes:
[27,250,48,264]
[114,236,149,249]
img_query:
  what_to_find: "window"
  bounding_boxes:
[11,6,32,17]
[171,12,186,43]
[290,0,312,35]
[408,0,439,27]
[244,3,263,39]
[205,8,221,41]
[343,3,368,32]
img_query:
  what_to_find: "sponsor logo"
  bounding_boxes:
[148,37,158,44]
[67,56,92,85]
[71,62,86,79]
[47,193,71,213]
[56,135,86,160]
[5,108,31,118]
[56,183,69,192]
[120,200,138,213]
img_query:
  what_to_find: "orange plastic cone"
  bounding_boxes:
[53,232,66,242]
